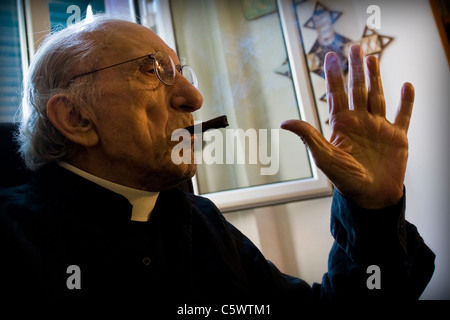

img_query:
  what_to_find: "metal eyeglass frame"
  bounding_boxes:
[70,50,198,88]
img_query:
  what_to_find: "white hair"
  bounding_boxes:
[17,15,121,171]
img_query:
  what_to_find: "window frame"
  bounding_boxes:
[155,0,332,212]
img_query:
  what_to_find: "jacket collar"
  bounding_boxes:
[57,161,159,222]
[30,163,194,226]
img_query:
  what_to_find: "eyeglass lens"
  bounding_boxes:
[154,51,198,88]
[181,66,198,88]
[154,51,176,86]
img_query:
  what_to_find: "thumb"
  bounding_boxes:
[280,119,334,175]
[280,119,330,153]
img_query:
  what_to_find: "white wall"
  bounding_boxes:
[225,0,450,300]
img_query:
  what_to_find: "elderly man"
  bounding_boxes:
[0,17,434,306]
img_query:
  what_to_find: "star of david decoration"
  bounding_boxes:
[303,2,352,78]
[351,25,394,61]
[274,1,394,112]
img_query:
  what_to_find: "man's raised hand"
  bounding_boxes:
[281,45,414,209]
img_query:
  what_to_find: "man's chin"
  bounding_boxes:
[159,163,197,191]
[180,162,197,181]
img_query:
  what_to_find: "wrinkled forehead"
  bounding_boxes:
[89,20,178,64]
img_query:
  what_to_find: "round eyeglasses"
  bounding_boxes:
[70,50,198,88]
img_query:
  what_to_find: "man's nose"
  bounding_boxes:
[169,75,203,112]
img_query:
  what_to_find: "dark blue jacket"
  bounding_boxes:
[0,164,435,307]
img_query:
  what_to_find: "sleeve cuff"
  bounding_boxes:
[330,187,407,264]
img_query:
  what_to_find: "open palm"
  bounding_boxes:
[282,45,414,209]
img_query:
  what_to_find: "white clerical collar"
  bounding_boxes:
[58,162,159,222]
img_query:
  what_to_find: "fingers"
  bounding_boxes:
[366,55,386,116]
[394,82,415,132]
[348,45,368,111]
[324,52,348,115]
[325,45,370,116]
[325,45,413,131]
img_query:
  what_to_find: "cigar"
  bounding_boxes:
[184,115,229,134]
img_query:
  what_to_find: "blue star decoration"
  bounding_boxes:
[274,2,351,79]
[303,2,352,78]
[275,1,394,105]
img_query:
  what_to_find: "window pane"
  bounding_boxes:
[0,0,23,122]
[170,0,312,194]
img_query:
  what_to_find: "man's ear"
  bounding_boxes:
[46,94,99,147]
